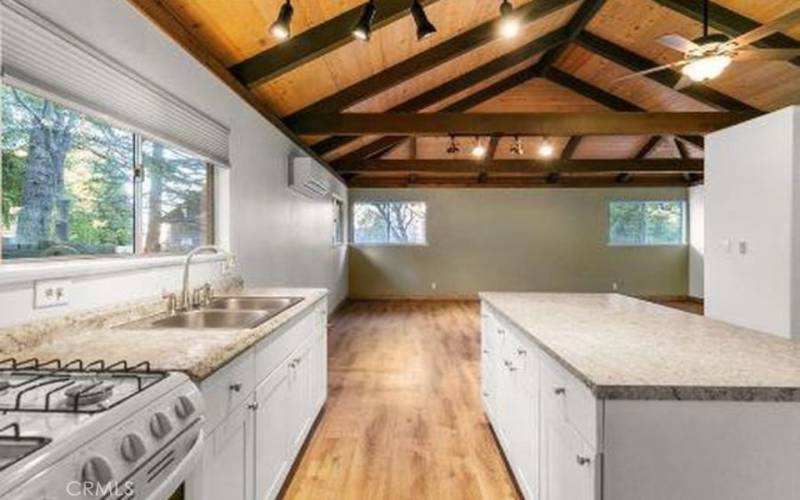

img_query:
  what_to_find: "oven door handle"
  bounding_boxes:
[144,428,205,500]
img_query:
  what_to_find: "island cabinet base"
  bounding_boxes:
[481,301,800,500]
[186,297,328,500]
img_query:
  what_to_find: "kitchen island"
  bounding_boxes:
[480,292,800,500]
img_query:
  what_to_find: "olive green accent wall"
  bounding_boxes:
[348,188,688,298]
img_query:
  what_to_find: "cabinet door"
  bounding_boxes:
[288,341,313,455]
[541,416,596,500]
[310,306,328,411]
[512,340,540,500]
[254,361,292,500]
[197,400,253,500]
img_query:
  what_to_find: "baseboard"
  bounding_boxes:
[347,293,479,301]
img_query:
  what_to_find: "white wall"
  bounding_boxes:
[688,185,704,299]
[705,106,798,338]
[0,0,347,328]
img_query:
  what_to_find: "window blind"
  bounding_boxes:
[1,0,231,166]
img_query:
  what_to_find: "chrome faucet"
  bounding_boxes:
[180,245,227,310]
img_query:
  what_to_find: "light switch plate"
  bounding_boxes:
[34,279,71,309]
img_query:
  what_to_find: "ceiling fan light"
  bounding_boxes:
[269,0,294,40]
[499,0,520,39]
[353,0,377,41]
[411,0,437,40]
[681,54,732,82]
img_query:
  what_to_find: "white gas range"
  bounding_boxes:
[0,357,205,500]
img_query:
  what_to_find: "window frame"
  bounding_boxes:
[350,200,428,247]
[607,199,687,247]
[1,84,215,263]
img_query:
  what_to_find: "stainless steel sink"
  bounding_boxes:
[116,296,304,330]
[207,296,303,312]
[148,310,268,329]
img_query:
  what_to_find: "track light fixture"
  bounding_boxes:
[499,0,520,39]
[510,135,524,156]
[270,0,294,40]
[538,137,554,158]
[471,136,487,158]
[353,0,377,41]
[411,0,437,40]
[446,135,460,154]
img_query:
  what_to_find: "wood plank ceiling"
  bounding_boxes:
[131,0,800,188]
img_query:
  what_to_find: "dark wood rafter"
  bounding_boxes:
[289,111,755,135]
[286,0,581,120]
[635,136,663,159]
[561,136,581,159]
[230,0,445,87]
[125,0,345,183]
[335,158,703,174]
[349,174,694,188]
[486,136,500,159]
[575,32,761,112]
[543,68,705,149]
[652,0,800,66]
[674,136,690,159]
[311,28,570,155]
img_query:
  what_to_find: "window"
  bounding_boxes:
[1,85,213,261]
[352,201,426,245]
[332,196,345,246]
[608,201,686,246]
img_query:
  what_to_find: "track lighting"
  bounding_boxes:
[270,0,294,40]
[411,0,437,40]
[446,135,460,154]
[538,137,554,158]
[471,136,487,158]
[353,0,377,41]
[499,0,520,39]
[510,136,524,156]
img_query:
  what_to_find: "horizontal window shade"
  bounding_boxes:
[1,0,230,166]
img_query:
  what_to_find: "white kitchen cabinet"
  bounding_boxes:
[188,296,328,500]
[254,359,292,500]
[541,415,595,500]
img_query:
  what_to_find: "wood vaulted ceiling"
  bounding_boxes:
[131,0,800,188]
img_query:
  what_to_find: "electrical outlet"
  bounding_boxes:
[431,282,437,290]
[34,279,71,309]
[738,240,747,255]
[612,281,619,292]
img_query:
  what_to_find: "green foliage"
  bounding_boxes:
[609,201,684,245]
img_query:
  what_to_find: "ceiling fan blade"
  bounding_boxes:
[674,75,694,90]
[724,8,800,49]
[733,48,800,61]
[657,34,700,53]
[612,62,684,83]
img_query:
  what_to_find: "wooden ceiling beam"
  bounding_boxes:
[311,28,570,155]
[561,136,582,159]
[125,0,344,183]
[575,32,760,112]
[348,174,694,188]
[337,158,702,174]
[674,136,690,159]
[651,0,800,67]
[230,0,445,87]
[486,136,501,160]
[544,68,705,149]
[635,136,663,159]
[287,0,580,119]
[289,112,756,136]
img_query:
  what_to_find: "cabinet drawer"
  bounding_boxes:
[201,348,255,434]
[255,298,323,383]
[541,353,599,449]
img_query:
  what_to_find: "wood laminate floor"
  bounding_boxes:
[282,300,518,500]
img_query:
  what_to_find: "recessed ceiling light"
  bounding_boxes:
[411,0,437,41]
[471,137,487,158]
[353,0,377,41]
[499,0,520,39]
[538,137,554,158]
[269,0,294,41]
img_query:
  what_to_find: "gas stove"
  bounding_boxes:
[0,357,205,500]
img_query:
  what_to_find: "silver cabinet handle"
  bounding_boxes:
[554,387,566,395]
[576,455,591,466]
[517,348,527,356]
[497,329,506,335]
[247,402,259,411]
[482,392,490,397]
[482,349,489,354]
[229,382,242,392]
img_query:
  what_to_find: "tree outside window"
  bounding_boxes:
[609,201,685,246]
[352,201,426,245]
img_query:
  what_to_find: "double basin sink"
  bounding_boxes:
[120,296,303,330]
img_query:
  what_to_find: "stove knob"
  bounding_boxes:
[149,412,173,439]
[174,395,196,420]
[81,456,113,486]
[120,433,147,462]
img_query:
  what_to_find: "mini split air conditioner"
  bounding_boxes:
[289,157,330,198]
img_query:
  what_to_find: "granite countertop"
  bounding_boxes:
[0,285,327,381]
[480,292,800,402]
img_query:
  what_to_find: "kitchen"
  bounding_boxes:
[0,0,799,499]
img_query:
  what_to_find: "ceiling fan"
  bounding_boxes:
[616,0,800,89]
